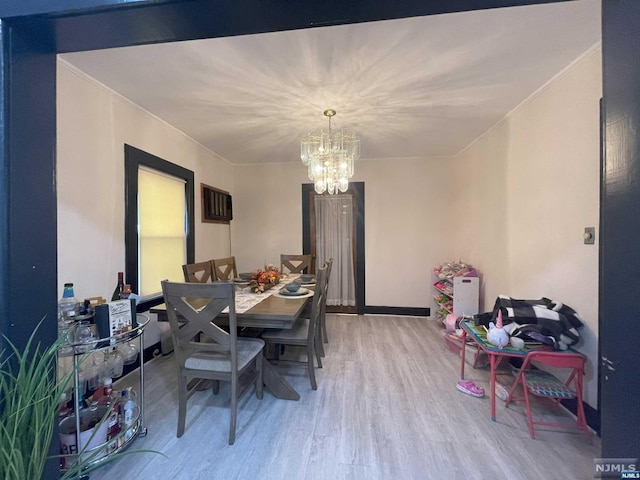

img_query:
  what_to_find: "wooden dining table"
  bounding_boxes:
[151,281,314,401]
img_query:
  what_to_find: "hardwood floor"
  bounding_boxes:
[90,315,600,480]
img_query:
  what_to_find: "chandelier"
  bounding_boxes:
[300,109,360,194]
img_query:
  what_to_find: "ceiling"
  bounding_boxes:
[60,0,600,166]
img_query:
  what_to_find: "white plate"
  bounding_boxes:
[275,289,314,299]
[279,287,309,296]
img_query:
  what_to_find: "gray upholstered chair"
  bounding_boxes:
[261,263,327,390]
[161,280,264,445]
[280,254,313,275]
[182,261,215,283]
[211,256,238,281]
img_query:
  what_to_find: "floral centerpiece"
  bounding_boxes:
[248,265,282,293]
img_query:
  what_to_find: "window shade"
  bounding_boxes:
[138,167,186,296]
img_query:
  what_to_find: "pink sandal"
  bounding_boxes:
[456,380,485,398]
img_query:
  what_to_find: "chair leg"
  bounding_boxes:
[307,343,317,390]
[256,353,264,400]
[316,334,325,358]
[315,336,323,369]
[229,377,238,445]
[574,377,591,442]
[522,383,536,439]
[177,373,188,438]
[505,373,522,408]
[211,380,220,395]
[322,315,328,343]
[316,320,325,358]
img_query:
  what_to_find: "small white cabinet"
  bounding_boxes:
[452,276,479,316]
[433,262,480,321]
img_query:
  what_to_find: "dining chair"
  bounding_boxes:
[505,350,590,442]
[297,257,331,357]
[160,280,264,445]
[211,256,238,281]
[182,261,215,283]
[261,263,327,390]
[319,257,333,345]
[280,254,314,275]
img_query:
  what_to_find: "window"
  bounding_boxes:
[201,183,233,223]
[124,145,194,310]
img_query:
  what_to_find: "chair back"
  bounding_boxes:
[521,350,585,372]
[506,348,589,442]
[321,257,333,318]
[212,256,238,281]
[161,281,238,371]
[280,254,313,274]
[325,257,333,279]
[182,261,215,283]
[307,263,328,341]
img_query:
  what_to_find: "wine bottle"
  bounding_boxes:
[111,272,124,301]
[120,284,132,299]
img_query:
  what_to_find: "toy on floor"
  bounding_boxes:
[456,380,485,398]
[487,310,509,349]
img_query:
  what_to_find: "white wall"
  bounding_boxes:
[57,60,235,344]
[231,163,309,274]
[232,156,457,309]
[453,44,602,407]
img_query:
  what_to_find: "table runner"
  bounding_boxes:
[222,274,301,314]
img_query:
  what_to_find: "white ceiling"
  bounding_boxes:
[60,0,600,165]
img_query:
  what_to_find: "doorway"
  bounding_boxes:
[302,182,365,314]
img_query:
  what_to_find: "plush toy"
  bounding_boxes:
[487,310,509,349]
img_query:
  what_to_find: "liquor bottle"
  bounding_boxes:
[121,387,136,442]
[95,377,113,406]
[99,377,120,453]
[111,272,124,301]
[58,283,78,324]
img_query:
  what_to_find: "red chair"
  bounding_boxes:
[505,351,590,442]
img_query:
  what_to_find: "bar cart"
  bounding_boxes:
[57,313,149,474]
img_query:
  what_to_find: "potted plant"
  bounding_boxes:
[0,322,157,480]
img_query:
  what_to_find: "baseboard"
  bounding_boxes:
[363,306,430,316]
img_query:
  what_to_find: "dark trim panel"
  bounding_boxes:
[364,306,430,317]
[124,144,195,307]
[5,0,573,53]
[600,0,640,455]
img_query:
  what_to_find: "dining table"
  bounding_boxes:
[151,275,315,401]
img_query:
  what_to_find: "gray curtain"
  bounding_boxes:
[314,194,356,306]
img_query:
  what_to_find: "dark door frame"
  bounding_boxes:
[600,0,640,458]
[302,182,365,314]
[2,0,636,470]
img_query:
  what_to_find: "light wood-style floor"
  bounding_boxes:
[90,315,600,480]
